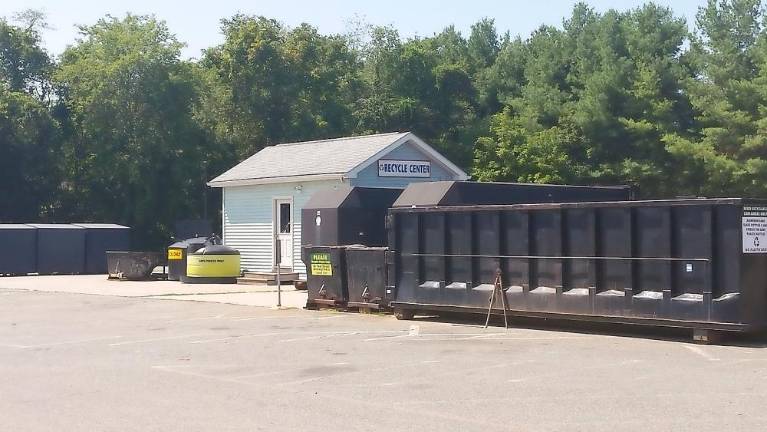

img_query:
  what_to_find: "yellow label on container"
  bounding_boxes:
[186,254,241,278]
[168,249,183,260]
[311,252,333,276]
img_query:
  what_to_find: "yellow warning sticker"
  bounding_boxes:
[311,252,332,276]
[168,249,183,260]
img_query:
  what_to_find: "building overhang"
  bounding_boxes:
[207,173,346,188]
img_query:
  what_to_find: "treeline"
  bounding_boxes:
[2,1,767,246]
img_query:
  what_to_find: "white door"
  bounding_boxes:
[274,199,293,269]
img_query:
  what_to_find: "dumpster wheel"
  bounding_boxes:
[394,308,415,320]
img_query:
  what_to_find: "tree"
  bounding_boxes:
[0,13,60,221]
[664,0,767,197]
[475,3,693,195]
[0,13,52,98]
[55,15,217,246]
[201,16,362,159]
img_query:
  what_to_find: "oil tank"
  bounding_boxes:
[167,237,208,281]
[28,224,86,275]
[388,198,767,335]
[301,186,402,247]
[182,244,240,284]
[74,224,131,274]
[0,224,37,275]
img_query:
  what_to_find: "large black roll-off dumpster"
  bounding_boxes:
[0,224,37,275]
[392,181,634,207]
[388,198,767,339]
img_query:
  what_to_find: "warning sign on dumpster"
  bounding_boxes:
[743,206,767,253]
[311,252,333,276]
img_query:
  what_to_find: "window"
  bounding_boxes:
[279,203,291,233]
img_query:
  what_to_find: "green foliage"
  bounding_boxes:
[54,15,218,246]
[0,13,59,222]
[0,87,60,221]
[200,16,362,159]
[8,2,767,245]
[474,3,693,195]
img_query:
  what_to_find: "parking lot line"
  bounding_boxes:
[187,332,283,344]
[109,333,209,346]
[683,344,721,361]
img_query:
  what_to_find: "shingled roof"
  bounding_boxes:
[207,131,467,187]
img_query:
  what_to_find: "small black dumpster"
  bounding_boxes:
[75,224,131,274]
[0,224,37,275]
[346,246,390,309]
[28,224,86,275]
[303,246,348,308]
[167,237,209,281]
[388,198,767,338]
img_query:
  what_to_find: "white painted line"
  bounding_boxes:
[151,366,250,385]
[188,332,283,344]
[233,315,304,321]
[163,314,223,324]
[684,345,721,361]
[372,363,510,388]
[0,342,26,349]
[278,332,357,343]
[19,335,124,349]
[317,315,347,320]
[109,333,208,346]
[363,334,410,342]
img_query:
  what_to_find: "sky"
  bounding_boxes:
[1,0,707,60]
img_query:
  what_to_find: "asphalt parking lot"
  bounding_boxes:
[1,287,767,431]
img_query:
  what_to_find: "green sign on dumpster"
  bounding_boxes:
[311,252,332,276]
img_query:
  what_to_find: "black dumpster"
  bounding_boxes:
[0,224,37,275]
[389,198,767,337]
[75,224,131,274]
[392,181,634,207]
[346,246,390,309]
[303,246,347,307]
[28,224,86,275]
[167,237,209,281]
[301,186,402,247]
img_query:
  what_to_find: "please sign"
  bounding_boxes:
[378,160,431,178]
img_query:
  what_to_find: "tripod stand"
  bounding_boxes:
[484,270,509,329]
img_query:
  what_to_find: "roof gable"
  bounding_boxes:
[208,132,408,187]
[207,131,468,187]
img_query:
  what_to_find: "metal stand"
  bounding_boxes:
[484,270,509,329]
[276,238,282,308]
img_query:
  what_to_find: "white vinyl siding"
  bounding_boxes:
[222,180,342,278]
